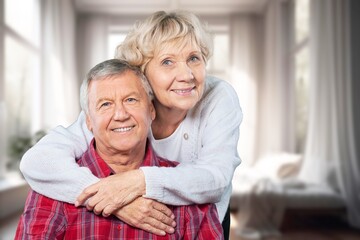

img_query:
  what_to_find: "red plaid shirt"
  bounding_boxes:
[15,140,223,239]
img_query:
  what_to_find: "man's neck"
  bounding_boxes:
[95,142,146,174]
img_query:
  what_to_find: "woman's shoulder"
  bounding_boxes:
[203,75,239,102]
[187,75,241,120]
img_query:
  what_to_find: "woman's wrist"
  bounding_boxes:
[133,169,146,196]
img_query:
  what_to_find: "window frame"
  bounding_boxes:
[1,0,42,175]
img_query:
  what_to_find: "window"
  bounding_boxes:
[207,33,230,81]
[1,0,41,173]
[108,33,127,59]
[293,0,310,153]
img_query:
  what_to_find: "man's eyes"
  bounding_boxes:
[125,98,138,103]
[100,102,111,108]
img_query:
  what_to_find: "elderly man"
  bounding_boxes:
[15,59,223,239]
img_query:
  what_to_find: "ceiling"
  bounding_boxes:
[74,0,269,15]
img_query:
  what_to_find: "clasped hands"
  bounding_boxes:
[74,169,176,236]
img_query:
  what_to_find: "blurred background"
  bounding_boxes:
[0,0,359,239]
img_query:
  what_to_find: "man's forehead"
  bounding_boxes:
[89,73,146,97]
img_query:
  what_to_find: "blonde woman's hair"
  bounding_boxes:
[115,11,213,72]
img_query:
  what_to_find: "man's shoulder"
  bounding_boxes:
[156,156,179,167]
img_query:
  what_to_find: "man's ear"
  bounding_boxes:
[85,113,93,132]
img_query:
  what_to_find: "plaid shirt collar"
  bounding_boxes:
[81,139,157,178]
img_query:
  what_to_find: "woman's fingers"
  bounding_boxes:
[75,184,99,207]
[75,170,146,215]
[152,201,175,220]
[75,182,99,207]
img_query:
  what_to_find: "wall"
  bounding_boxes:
[0,176,29,219]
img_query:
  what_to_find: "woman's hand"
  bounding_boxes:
[75,169,146,217]
[114,197,176,236]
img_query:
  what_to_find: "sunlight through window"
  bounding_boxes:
[294,0,310,153]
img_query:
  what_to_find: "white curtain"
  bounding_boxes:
[41,0,79,128]
[255,0,296,163]
[229,14,260,167]
[229,1,296,167]
[298,0,360,228]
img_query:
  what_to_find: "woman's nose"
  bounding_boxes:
[176,62,194,81]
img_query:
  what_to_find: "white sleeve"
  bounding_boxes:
[141,83,242,205]
[19,111,99,203]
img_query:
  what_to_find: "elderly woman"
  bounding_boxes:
[20,10,242,239]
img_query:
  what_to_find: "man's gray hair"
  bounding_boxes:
[80,59,154,114]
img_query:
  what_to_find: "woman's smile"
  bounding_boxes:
[171,87,195,96]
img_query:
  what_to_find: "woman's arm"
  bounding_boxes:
[19,111,98,203]
[142,81,242,205]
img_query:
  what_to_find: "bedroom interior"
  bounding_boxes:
[0,0,359,239]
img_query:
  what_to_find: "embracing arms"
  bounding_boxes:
[20,78,242,226]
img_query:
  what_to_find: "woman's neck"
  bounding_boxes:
[151,102,188,140]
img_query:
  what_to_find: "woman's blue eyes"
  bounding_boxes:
[189,55,200,62]
[162,59,172,66]
[161,55,201,66]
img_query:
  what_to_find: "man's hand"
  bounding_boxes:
[75,169,146,216]
[114,197,176,236]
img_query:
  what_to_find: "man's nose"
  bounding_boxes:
[113,104,130,120]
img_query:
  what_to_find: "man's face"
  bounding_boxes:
[86,71,155,156]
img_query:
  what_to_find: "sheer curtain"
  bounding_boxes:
[298,0,360,228]
[41,0,79,128]
[254,0,295,163]
[229,14,261,166]
[229,0,295,166]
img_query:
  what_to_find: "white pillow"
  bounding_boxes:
[254,152,302,180]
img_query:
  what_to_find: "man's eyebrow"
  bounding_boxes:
[125,91,142,97]
[95,97,112,105]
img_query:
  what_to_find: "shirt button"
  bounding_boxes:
[183,133,189,140]
[117,225,122,230]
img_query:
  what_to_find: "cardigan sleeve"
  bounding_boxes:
[19,111,99,203]
[141,79,242,206]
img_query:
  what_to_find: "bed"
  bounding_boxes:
[230,152,345,239]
